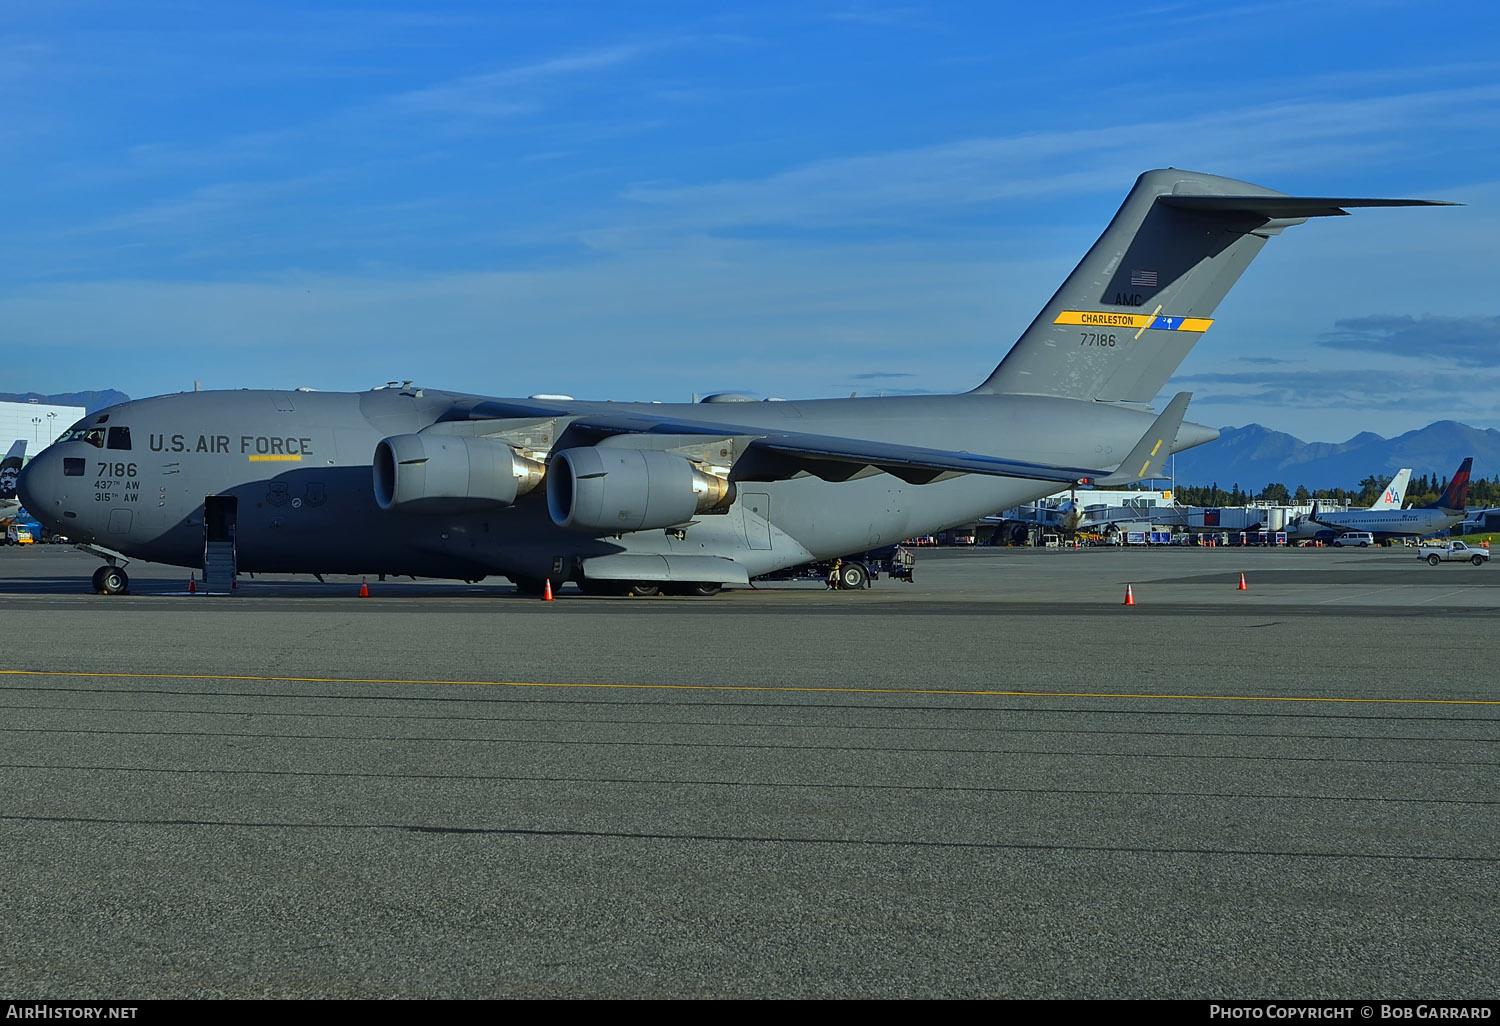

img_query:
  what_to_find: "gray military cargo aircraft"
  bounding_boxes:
[17,169,1451,595]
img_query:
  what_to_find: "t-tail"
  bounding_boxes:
[974,169,1454,404]
[1428,457,1472,512]
[1,440,26,502]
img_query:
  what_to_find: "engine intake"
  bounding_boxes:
[547,447,734,532]
[374,434,544,515]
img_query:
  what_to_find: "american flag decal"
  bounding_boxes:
[1130,269,1158,287]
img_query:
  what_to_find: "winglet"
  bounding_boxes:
[1095,393,1191,487]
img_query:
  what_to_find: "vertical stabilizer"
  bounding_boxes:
[1430,458,1472,512]
[1,440,26,503]
[974,169,1451,403]
[1369,469,1411,510]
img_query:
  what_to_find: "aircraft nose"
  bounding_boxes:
[16,462,44,513]
[18,448,97,541]
[16,458,40,509]
[16,454,61,525]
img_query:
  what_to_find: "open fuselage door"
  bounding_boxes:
[203,495,238,593]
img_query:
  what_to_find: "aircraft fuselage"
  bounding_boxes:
[1287,507,1464,542]
[18,386,1207,583]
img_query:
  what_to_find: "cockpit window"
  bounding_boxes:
[107,426,132,451]
[57,426,106,448]
[64,458,85,477]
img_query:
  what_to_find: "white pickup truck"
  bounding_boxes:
[1417,541,1491,566]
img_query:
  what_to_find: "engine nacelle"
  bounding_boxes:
[547,447,734,532]
[373,434,545,515]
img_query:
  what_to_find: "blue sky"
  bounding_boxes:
[2,0,1497,441]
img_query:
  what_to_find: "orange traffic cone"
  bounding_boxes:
[359,578,369,597]
[1238,572,1248,591]
[542,578,554,601]
[188,574,196,594]
[1123,584,1135,606]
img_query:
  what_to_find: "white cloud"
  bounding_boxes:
[389,40,677,120]
[615,83,1500,235]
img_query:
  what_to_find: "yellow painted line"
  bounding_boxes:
[2,669,1497,705]
[248,454,302,462]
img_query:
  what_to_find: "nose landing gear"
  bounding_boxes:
[90,565,130,595]
[77,543,132,595]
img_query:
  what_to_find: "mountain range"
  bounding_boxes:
[1170,421,1500,491]
[4,390,1494,492]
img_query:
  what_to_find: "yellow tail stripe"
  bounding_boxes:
[1054,310,1213,332]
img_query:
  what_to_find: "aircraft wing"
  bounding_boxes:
[450,392,1192,488]
[1305,502,1347,531]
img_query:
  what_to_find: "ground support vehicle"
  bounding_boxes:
[1417,541,1490,566]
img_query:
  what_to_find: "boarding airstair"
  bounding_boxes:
[202,495,238,594]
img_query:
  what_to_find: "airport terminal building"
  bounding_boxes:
[0,400,85,453]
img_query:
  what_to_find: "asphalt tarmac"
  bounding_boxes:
[1,544,1496,998]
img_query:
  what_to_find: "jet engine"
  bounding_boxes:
[373,434,545,515]
[547,446,734,532]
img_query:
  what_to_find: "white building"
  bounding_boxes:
[0,400,87,452]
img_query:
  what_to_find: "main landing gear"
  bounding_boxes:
[577,578,721,597]
[521,575,723,597]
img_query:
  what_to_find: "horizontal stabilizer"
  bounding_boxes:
[1095,392,1191,487]
[1159,196,1459,219]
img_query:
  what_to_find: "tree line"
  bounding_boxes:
[1172,473,1500,509]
